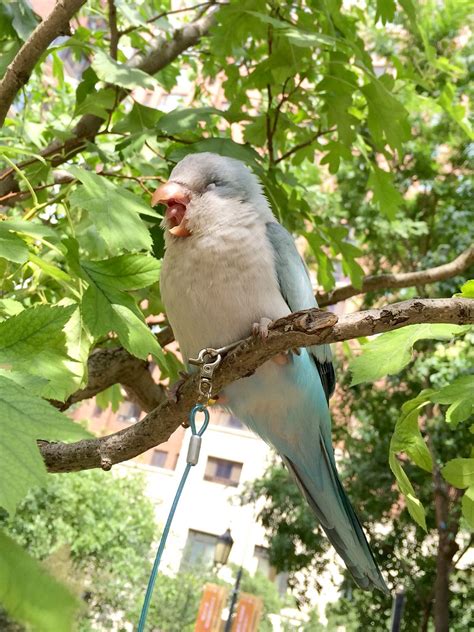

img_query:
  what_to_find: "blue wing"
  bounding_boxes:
[266,221,336,400]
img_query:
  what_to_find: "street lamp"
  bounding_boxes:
[214,528,234,566]
[214,529,242,632]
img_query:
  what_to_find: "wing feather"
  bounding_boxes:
[266,221,335,400]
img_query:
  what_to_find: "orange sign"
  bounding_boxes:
[231,593,263,632]
[194,583,228,632]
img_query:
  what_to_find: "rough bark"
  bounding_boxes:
[316,246,474,307]
[0,0,88,126]
[38,298,474,474]
[50,326,173,412]
[0,7,217,199]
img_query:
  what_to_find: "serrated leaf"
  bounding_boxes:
[0,298,24,318]
[349,324,469,385]
[81,284,167,366]
[0,304,75,366]
[168,138,260,166]
[0,375,88,514]
[361,78,411,153]
[0,304,83,400]
[454,280,474,299]
[391,392,433,472]
[0,530,78,632]
[68,166,160,253]
[430,375,474,427]
[0,369,48,394]
[81,254,160,291]
[367,165,403,220]
[441,458,474,489]
[158,107,226,135]
[91,49,157,90]
[461,485,474,528]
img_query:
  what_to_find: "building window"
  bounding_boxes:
[180,529,217,570]
[204,457,242,487]
[150,449,177,470]
[117,401,141,424]
[151,450,168,468]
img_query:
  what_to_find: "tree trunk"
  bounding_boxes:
[432,466,460,632]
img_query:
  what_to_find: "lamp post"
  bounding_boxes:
[214,528,234,566]
[214,529,242,632]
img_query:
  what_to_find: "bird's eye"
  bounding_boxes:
[207,182,217,190]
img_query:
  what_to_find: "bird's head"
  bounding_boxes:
[151,152,271,239]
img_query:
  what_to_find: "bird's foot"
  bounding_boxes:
[252,317,273,340]
[167,371,189,404]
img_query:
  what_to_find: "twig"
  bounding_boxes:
[39,298,474,474]
[317,246,474,307]
[107,0,119,59]
[118,1,213,37]
[0,6,219,200]
[0,0,88,126]
[275,128,334,164]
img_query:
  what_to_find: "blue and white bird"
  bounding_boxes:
[153,152,387,592]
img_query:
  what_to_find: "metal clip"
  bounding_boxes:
[189,348,222,401]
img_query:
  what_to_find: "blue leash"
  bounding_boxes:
[137,404,210,632]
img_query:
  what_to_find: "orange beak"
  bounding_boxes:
[152,181,192,237]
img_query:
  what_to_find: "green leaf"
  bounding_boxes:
[81,283,166,365]
[0,224,28,263]
[0,218,56,239]
[389,453,427,530]
[74,87,116,119]
[0,369,48,394]
[0,375,88,514]
[461,485,474,528]
[361,77,411,153]
[68,166,159,253]
[96,383,123,413]
[454,280,474,299]
[91,49,157,90]
[375,0,396,24]
[81,254,161,291]
[158,107,227,135]
[390,391,433,472]
[0,298,24,318]
[367,165,403,220]
[0,530,78,632]
[168,138,260,166]
[441,458,474,489]
[0,304,75,367]
[28,253,73,283]
[349,324,469,385]
[430,375,474,427]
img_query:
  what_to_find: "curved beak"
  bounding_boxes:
[152,181,192,237]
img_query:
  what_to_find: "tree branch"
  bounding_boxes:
[51,326,174,412]
[107,0,119,60]
[316,246,474,307]
[39,298,474,474]
[0,0,88,127]
[0,6,218,200]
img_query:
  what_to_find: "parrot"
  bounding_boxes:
[152,152,388,593]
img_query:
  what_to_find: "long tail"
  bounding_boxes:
[282,440,389,593]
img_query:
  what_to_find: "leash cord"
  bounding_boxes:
[137,404,210,632]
